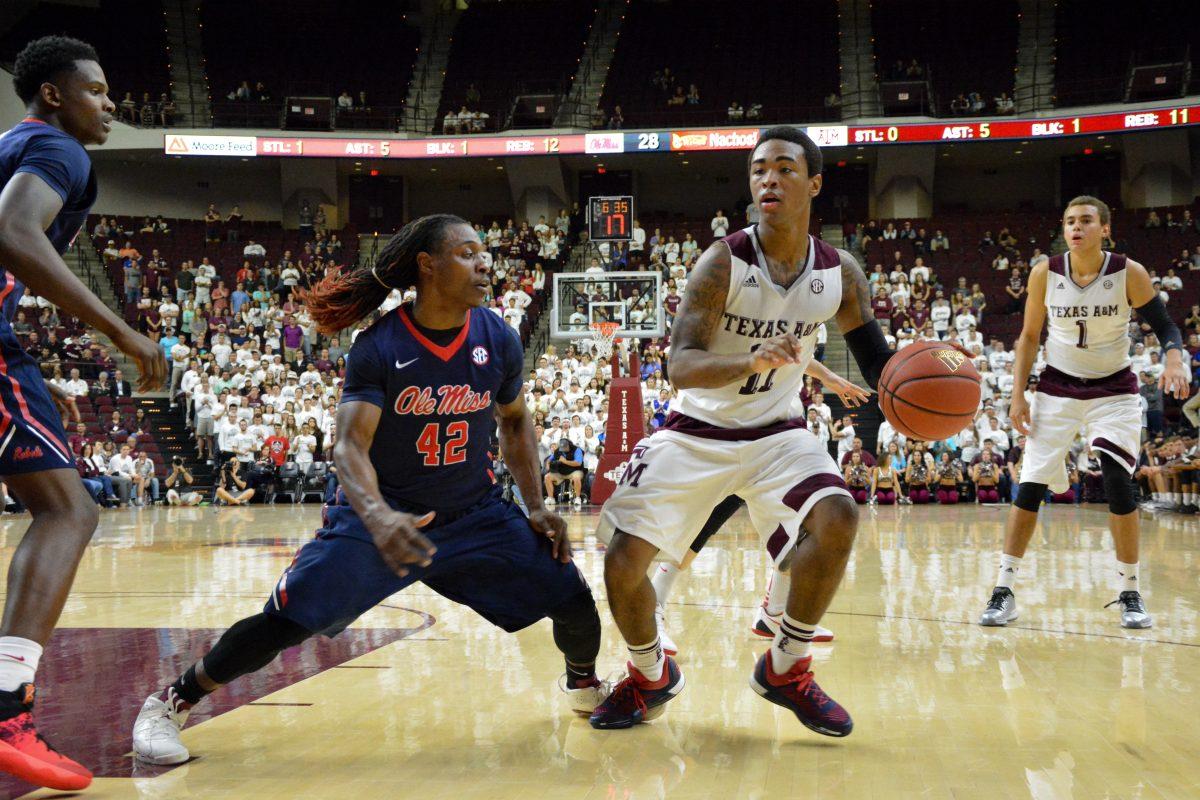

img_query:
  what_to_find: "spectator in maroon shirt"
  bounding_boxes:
[910,299,930,330]
[313,348,333,373]
[68,422,91,456]
[840,438,877,468]
[871,286,893,320]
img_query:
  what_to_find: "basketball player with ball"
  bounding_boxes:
[590,127,897,736]
[977,196,1190,629]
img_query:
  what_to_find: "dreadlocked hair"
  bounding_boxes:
[301,214,467,335]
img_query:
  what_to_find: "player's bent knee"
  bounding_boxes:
[805,495,859,547]
[1013,482,1047,513]
[604,529,658,581]
[1101,455,1137,515]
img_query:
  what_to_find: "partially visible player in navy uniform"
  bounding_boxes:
[132,214,607,765]
[0,36,166,791]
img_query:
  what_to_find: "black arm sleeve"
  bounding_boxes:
[844,320,896,391]
[1134,296,1183,353]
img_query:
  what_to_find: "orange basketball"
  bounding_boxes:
[877,340,981,442]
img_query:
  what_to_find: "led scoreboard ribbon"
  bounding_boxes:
[164,104,1200,159]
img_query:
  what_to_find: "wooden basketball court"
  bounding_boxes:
[5,502,1198,799]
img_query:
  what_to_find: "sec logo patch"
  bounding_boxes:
[472,346,490,365]
[811,278,824,294]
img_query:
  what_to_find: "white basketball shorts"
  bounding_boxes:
[596,416,851,566]
[1020,366,1141,493]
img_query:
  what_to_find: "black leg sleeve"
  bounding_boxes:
[689,495,746,553]
[203,613,314,686]
[547,590,601,668]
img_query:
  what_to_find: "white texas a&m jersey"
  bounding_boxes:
[673,227,843,428]
[1043,252,1131,379]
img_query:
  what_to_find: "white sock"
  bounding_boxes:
[996,553,1022,590]
[763,566,792,617]
[1153,492,1165,503]
[628,637,665,683]
[651,563,681,606]
[1173,492,1182,505]
[771,614,815,672]
[1116,561,1139,594]
[0,637,42,692]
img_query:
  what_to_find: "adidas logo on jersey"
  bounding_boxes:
[742,274,759,288]
[1058,281,1066,289]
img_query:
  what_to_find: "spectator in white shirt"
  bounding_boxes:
[630,221,646,254]
[243,240,266,257]
[711,209,730,239]
[64,368,88,398]
[108,445,137,505]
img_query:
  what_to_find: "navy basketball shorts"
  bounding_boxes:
[265,492,591,636]
[0,333,74,475]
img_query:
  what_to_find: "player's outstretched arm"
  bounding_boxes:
[1008,263,1049,435]
[494,394,571,562]
[804,359,871,407]
[833,250,894,390]
[0,173,166,391]
[333,400,436,576]
[1126,260,1190,400]
[668,243,801,390]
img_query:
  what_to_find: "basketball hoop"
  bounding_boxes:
[584,321,621,361]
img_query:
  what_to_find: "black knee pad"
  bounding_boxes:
[548,590,601,666]
[689,495,745,553]
[1013,482,1047,512]
[1101,454,1138,515]
[205,613,313,685]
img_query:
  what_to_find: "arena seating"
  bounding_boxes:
[436,0,595,132]
[87,216,359,323]
[0,0,170,102]
[870,0,1018,115]
[598,0,839,129]
[200,0,421,129]
[1053,0,1200,107]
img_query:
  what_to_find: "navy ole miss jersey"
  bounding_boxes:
[0,119,97,322]
[341,303,524,513]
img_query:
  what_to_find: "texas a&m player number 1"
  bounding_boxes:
[589,196,634,241]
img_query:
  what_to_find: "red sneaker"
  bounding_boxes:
[0,684,93,790]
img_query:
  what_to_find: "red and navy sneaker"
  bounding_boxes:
[589,657,685,730]
[0,683,93,790]
[749,652,853,737]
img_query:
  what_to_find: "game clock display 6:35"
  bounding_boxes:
[589,196,634,241]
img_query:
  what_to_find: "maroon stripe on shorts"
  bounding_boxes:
[766,525,790,560]
[1036,365,1137,399]
[1092,437,1136,467]
[782,472,850,513]
[661,412,806,441]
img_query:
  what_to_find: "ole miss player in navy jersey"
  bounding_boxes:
[131,214,607,766]
[0,37,166,791]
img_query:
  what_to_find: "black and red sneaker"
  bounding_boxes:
[589,657,685,730]
[750,652,853,737]
[0,683,92,790]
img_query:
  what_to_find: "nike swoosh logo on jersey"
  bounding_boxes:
[0,654,25,662]
[395,358,419,369]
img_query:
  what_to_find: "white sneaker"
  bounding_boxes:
[750,607,835,642]
[558,674,613,716]
[545,496,556,507]
[573,496,583,507]
[132,692,190,765]
[656,604,678,656]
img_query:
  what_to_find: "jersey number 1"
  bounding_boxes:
[1075,320,1088,349]
[739,344,779,395]
[416,421,469,466]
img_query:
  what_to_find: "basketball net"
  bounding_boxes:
[581,321,622,362]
